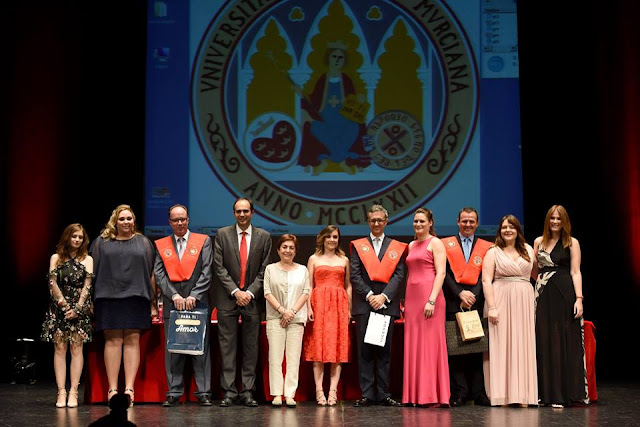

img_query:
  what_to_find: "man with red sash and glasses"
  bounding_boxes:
[154,204,213,407]
[442,207,492,407]
[350,205,406,407]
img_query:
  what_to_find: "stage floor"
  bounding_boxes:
[0,382,637,427]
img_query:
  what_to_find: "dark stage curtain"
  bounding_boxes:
[2,2,147,382]
[518,0,640,380]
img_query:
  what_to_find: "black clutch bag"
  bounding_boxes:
[445,317,489,356]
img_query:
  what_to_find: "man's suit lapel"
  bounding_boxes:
[379,236,390,261]
[246,226,258,264]
[171,235,182,264]
[230,226,241,265]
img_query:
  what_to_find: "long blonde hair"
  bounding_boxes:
[541,205,573,250]
[100,204,140,240]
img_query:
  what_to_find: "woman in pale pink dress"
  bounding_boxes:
[482,214,537,406]
[402,208,450,406]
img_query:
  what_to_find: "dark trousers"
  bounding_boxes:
[448,351,485,400]
[446,309,486,401]
[217,306,261,398]
[163,320,211,398]
[354,313,396,401]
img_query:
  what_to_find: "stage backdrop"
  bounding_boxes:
[144,0,524,237]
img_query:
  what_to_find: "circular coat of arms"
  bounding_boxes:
[191,0,478,226]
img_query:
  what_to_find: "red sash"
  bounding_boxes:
[350,238,407,284]
[155,233,208,282]
[442,236,492,285]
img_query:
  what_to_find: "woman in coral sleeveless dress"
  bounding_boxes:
[482,214,537,406]
[403,208,450,406]
[304,225,352,406]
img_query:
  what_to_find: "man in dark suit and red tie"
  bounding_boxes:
[442,207,492,407]
[154,204,213,407]
[350,205,406,407]
[213,198,272,407]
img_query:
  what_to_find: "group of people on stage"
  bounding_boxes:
[41,199,588,410]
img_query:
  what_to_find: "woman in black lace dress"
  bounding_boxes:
[41,224,93,408]
[532,205,587,408]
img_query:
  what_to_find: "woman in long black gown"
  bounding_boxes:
[532,205,588,408]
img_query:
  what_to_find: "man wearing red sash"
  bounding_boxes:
[442,207,492,407]
[350,205,406,407]
[154,204,213,407]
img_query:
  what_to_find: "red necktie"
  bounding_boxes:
[239,231,247,289]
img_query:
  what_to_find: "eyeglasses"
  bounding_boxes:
[169,218,188,223]
[368,219,387,224]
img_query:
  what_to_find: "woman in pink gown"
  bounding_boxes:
[482,214,537,406]
[403,208,450,406]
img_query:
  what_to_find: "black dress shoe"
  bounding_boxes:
[379,397,403,407]
[220,396,234,407]
[474,395,491,407]
[450,396,465,407]
[162,396,180,407]
[354,397,374,407]
[198,395,212,406]
[242,393,259,407]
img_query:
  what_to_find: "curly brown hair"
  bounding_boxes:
[315,225,345,256]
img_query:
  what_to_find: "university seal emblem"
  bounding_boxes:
[192,0,478,226]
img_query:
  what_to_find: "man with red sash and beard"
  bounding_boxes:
[154,204,213,407]
[442,207,492,407]
[350,205,406,407]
